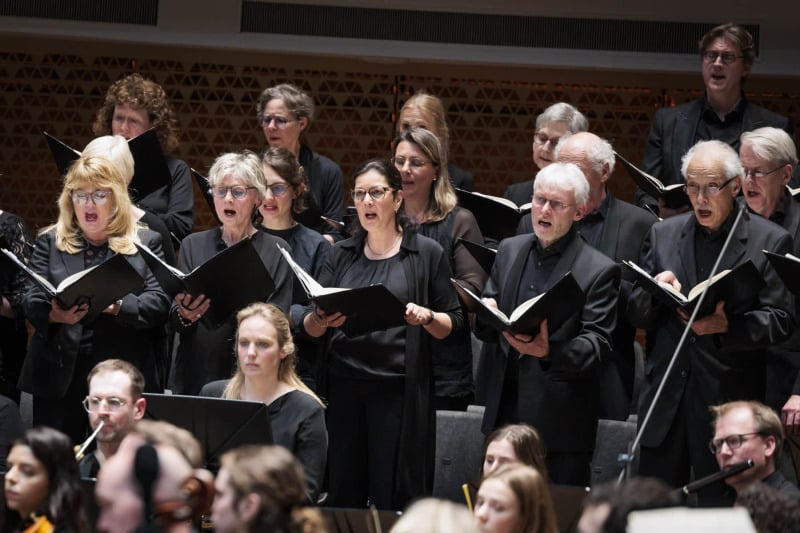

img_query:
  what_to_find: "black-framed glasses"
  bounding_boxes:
[72,190,112,206]
[352,187,391,202]
[257,115,294,128]
[533,133,562,147]
[83,396,127,413]
[265,183,291,197]
[743,167,782,180]
[683,176,737,197]
[532,195,576,212]
[709,432,763,454]
[211,186,257,200]
[391,156,433,170]
[702,51,742,65]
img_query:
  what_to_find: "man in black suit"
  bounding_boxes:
[738,127,800,437]
[477,162,620,486]
[628,139,795,504]
[638,23,796,216]
[554,132,656,419]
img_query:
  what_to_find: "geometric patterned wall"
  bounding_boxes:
[2,42,799,236]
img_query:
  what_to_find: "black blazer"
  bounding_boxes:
[627,211,795,449]
[20,229,171,399]
[638,97,795,207]
[476,230,620,453]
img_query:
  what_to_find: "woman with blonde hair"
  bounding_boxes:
[474,464,558,533]
[211,445,326,533]
[21,155,170,442]
[200,302,326,502]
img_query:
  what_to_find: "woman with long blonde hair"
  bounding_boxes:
[200,302,326,502]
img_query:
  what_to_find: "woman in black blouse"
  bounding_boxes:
[258,147,330,391]
[392,127,486,411]
[0,209,32,404]
[199,302,327,502]
[170,151,292,395]
[304,159,464,509]
[256,83,345,242]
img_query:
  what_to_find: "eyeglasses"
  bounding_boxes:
[392,156,433,170]
[211,186,257,199]
[257,115,294,128]
[708,432,763,454]
[532,195,576,212]
[72,190,112,206]
[683,176,737,197]
[265,183,291,197]
[533,133,562,147]
[352,187,391,202]
[702,51,742,65]
[83,396,127,413]
[744,167,782,180]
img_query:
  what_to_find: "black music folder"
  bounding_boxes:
[455,188,531,241]
[452,272,585,335]
[136,237,275,328]
[143,393,272,472]
[189,168,219,223]
[615,151,689,209]
[0,249,143,319]
[277,245,406,337]
[44,129,170,201]
[456,237,497,276]
[623,259,765,318]
[764,251,800,295]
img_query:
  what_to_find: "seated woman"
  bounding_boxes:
[199,302,327,502]
[474,464,558,533]
[3,426,89,532]
[93,73,194,242]
[170,151,292,395]
[211,445,326,533]
[22,155,170,442]
[481,424,548,479]
[258,147,330,390]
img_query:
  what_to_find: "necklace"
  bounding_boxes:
[366,233,401,256]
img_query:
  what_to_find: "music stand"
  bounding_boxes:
[143,393,272,472]
[550,484,589,533]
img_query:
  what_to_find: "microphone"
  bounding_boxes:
[675,459,754,496]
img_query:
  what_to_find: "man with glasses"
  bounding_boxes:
[710,400,800,498]
[628,139,795,505]
[477,162,620,486]
[637,23,795,216]
[79,359,146,478]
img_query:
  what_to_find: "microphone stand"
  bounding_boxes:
[617,202,749,483]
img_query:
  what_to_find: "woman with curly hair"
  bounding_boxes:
[3,426,89,533]
[93,73,194,240]
[211,445,326,533]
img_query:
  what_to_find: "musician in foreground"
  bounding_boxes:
[710,400,800,499]
[476,162,620,486]
[628,139,795,505]
[21,155,170,442]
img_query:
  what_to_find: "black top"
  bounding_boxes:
[297,146,345,238]
[169,228,293,394]
[762,469,800,499]
[138,211,177,266]
[137,157,194,241]
[198,381,328,502]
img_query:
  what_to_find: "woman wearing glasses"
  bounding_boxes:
[170,151,292,395]
[21,155,170,443]
[392,128,485,411]
[303,159,463,509]
[258,147,330,391]
[93,73,194,241]
[256,83,345,242]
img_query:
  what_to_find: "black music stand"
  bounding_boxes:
[143,393,272,472]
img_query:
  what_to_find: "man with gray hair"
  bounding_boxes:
[477,162,620,486]
[739,127,800,438]
[628,139,795,504]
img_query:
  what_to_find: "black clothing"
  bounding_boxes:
[137,157,194,241]
[448,164,474,192]
[297,146,345,238]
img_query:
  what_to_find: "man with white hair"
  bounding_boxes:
[738,128,800,435]
[477,162,620,486]
[628,139,795,504]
